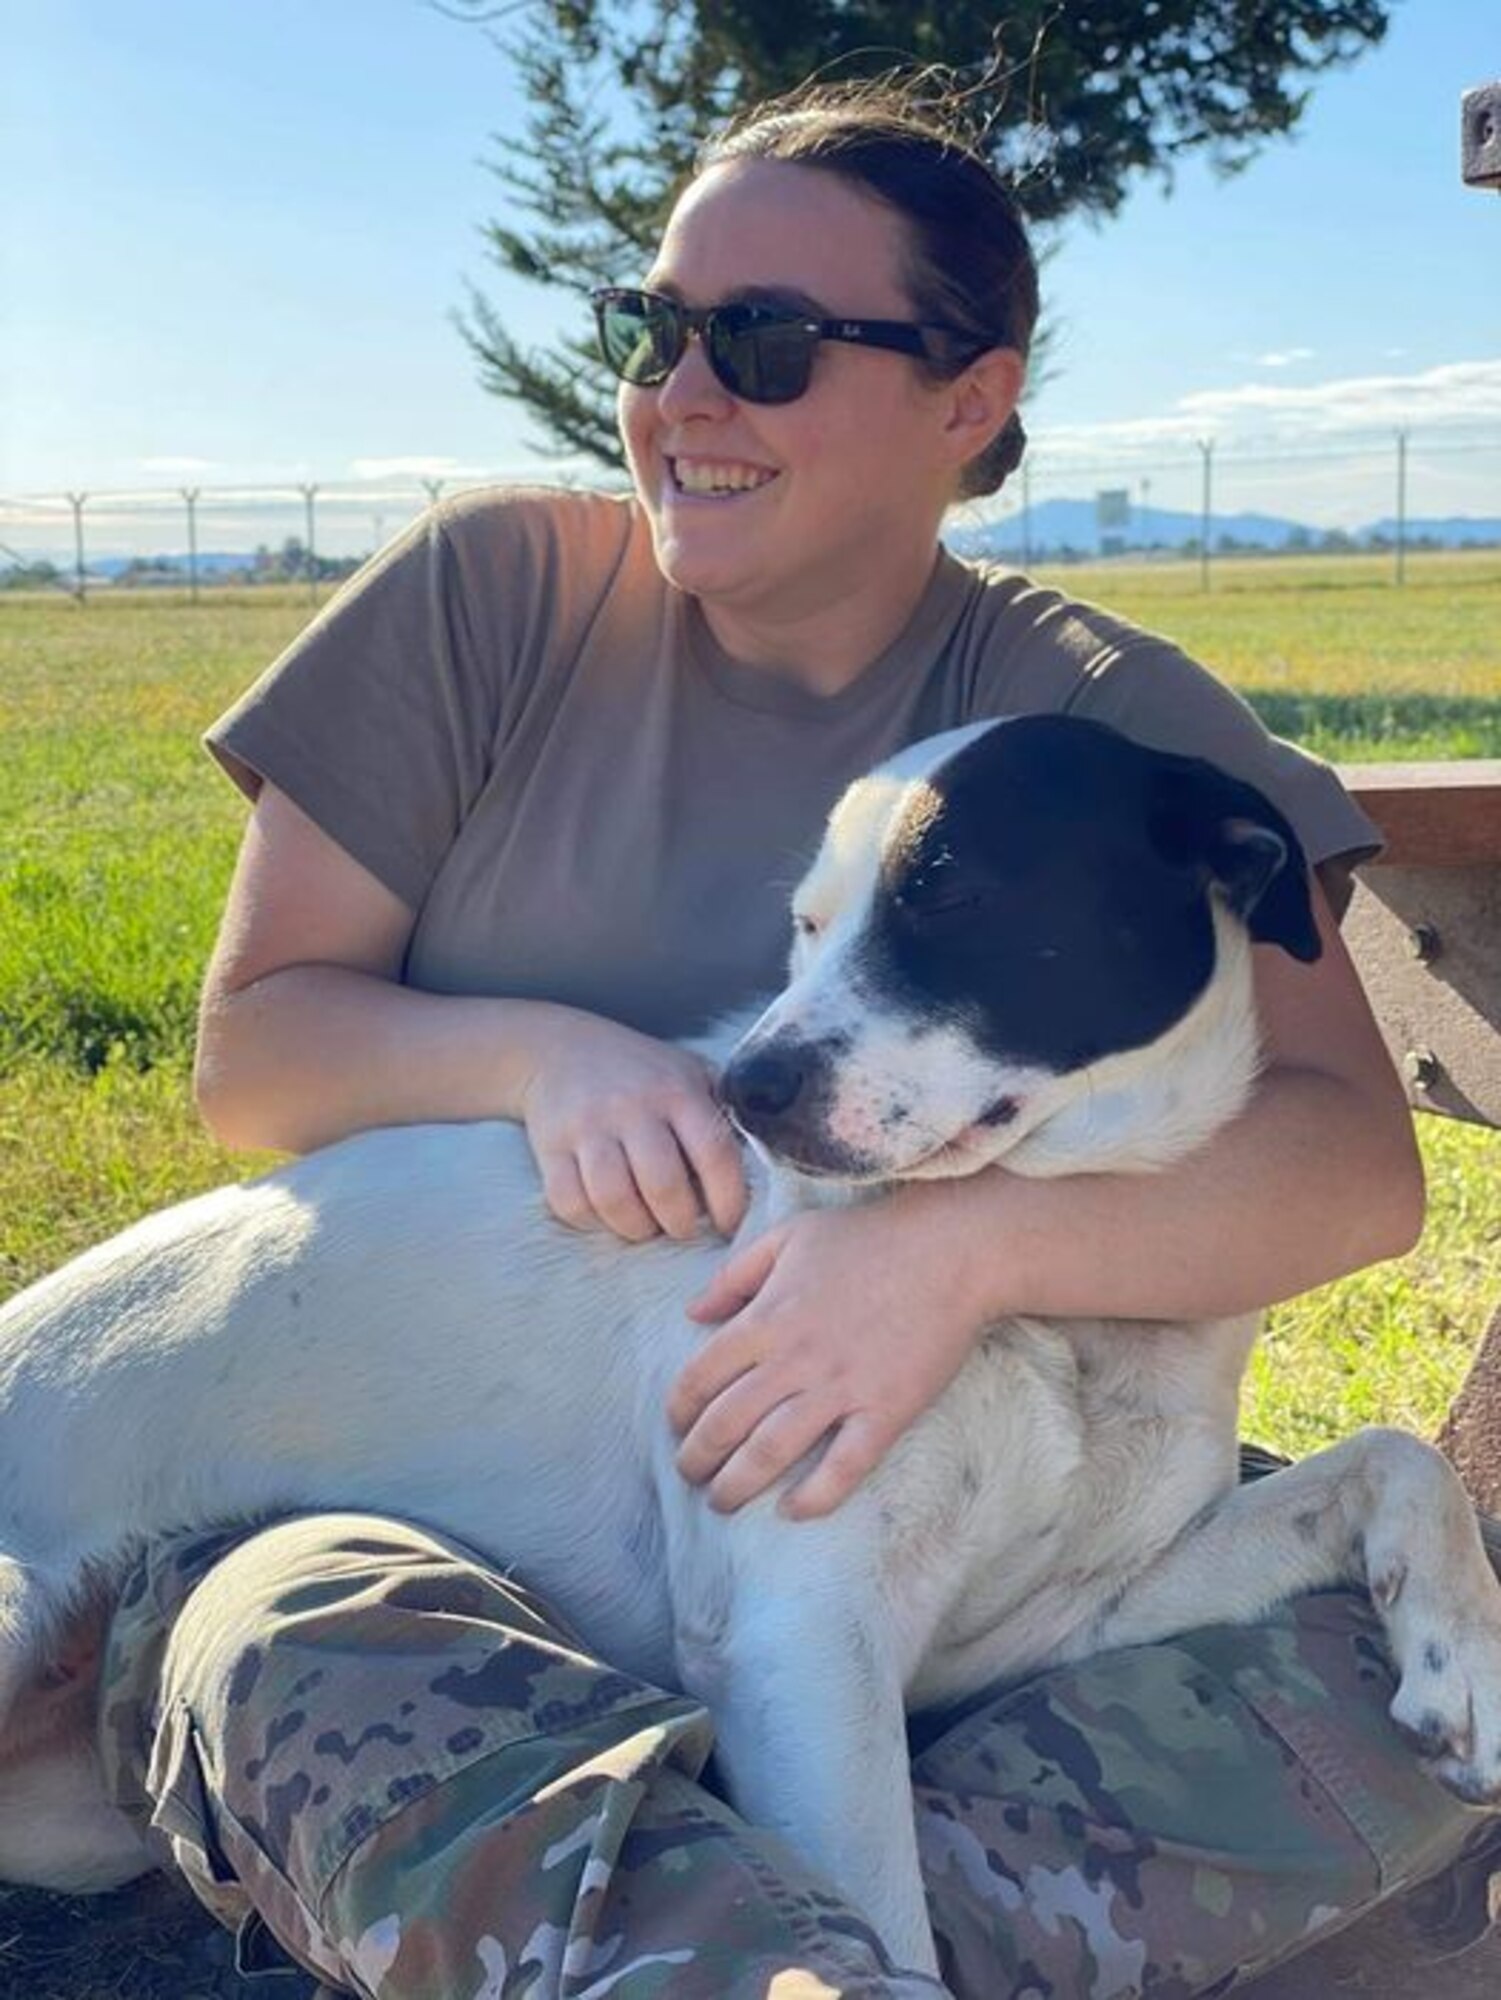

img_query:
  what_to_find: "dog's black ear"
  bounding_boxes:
[1149,759,1323,964]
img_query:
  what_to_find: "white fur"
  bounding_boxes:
[1,725,1499,1979]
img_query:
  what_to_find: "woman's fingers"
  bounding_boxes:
[776,1412,891,1520]
[536,1147,593,1232]
[675,1097,749,1238]
[545,1109,741,1243]
[623,1119,710,1241]
[678,1371,846,1510]
[522,1028,749,1242]
[576,1135,661,1242]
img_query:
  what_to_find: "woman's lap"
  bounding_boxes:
[98,1511,1492,1999]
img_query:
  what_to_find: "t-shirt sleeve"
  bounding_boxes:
[205,507,499,909]
[204,488,634,911]
[950,568,1381,889]
[1061,634,1382,878]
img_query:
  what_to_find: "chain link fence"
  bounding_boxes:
[4,431,1498,601]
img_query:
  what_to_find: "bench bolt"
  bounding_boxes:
[1404,1047,1442,1092]
[1406,923,1442,965]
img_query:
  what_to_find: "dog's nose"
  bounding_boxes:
[723,1046,806,1125]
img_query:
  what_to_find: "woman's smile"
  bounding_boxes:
[668,455,781,498]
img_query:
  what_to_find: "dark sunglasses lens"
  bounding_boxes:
[710,307,816,404]
[597,293,682,385]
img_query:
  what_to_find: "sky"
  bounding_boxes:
[4,0,1500,558]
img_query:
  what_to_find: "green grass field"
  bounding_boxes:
[2,548,1501,1996]
[4,551,1501,1450]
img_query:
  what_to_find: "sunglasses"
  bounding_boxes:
[591,286,975,406]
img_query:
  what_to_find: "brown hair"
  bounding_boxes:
[697,80,1039,500]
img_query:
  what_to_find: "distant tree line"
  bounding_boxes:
[0,539,366,592]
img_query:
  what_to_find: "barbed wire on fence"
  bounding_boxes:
[3,429,1499,600]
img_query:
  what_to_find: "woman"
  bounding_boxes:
[115,81,1489,1999]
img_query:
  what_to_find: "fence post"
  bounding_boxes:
[181,487,201,603]
[65,492,88,602]
[299,483,320,606]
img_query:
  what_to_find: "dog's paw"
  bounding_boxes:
[1387,1602,1501,1805]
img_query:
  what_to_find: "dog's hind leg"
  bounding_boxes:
[1078,1428,1501,1807]
[669,1512,942,1983]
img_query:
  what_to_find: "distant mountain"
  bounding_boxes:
[86,552,260,578]
[946,500,1501,560]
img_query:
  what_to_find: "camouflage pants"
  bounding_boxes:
[98,1509,1495,2000]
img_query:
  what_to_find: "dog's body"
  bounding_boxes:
[2,715,1499,1977]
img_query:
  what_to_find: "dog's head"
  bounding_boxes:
[721,714,1321,1184]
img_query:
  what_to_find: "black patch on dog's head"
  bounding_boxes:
[859,715,1319,1074]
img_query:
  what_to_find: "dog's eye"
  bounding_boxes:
[894,878,984,920]
[792,911,822,939]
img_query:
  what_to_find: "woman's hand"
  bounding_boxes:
[519,1014,748,1242]
[669,1192,990,1518]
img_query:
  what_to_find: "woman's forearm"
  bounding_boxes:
[905,1062,1426,1330]
[194,964,596,1155]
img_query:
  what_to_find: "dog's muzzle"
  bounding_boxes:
[721,1037,853,1174]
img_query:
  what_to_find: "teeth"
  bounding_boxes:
[673,459,776,495]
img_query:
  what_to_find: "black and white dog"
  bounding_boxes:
[1,714,1498,1978]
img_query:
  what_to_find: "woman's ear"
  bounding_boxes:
[938,345,1025,470]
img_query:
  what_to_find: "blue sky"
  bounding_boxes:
[5,0,1499,555]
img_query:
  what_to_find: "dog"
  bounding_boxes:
[1,712,1499,1979]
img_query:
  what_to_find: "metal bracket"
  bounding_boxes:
[1463,82,1501,191]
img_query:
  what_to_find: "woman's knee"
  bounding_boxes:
[912,1594,1486,1998]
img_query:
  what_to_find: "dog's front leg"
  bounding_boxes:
[669,1505,943,1984]
[1079,1428,1501,1806]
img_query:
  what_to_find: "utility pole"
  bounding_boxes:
[1394,430,1408,588]
[1196,441,1214,592]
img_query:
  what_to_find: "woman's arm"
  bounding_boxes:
[671,874,1424,1515]
[195,784,746,1240]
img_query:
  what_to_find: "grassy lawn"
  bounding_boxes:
[1,548,1500,1995]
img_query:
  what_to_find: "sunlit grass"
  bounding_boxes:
[1029,547,1501,760]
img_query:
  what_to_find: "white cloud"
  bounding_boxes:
[1177,358,1501,432]
[1253,348,1315,369]
[1032,358,1501,462]
[139,455,215,474]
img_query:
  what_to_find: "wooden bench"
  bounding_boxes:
[1341,764,1501,1515]
[1245,779,1501,1986]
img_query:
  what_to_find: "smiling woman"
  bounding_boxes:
[58,74,1498,2000]
[613,134,1028,679]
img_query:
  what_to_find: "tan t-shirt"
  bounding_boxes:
[207,487,1378,1039]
